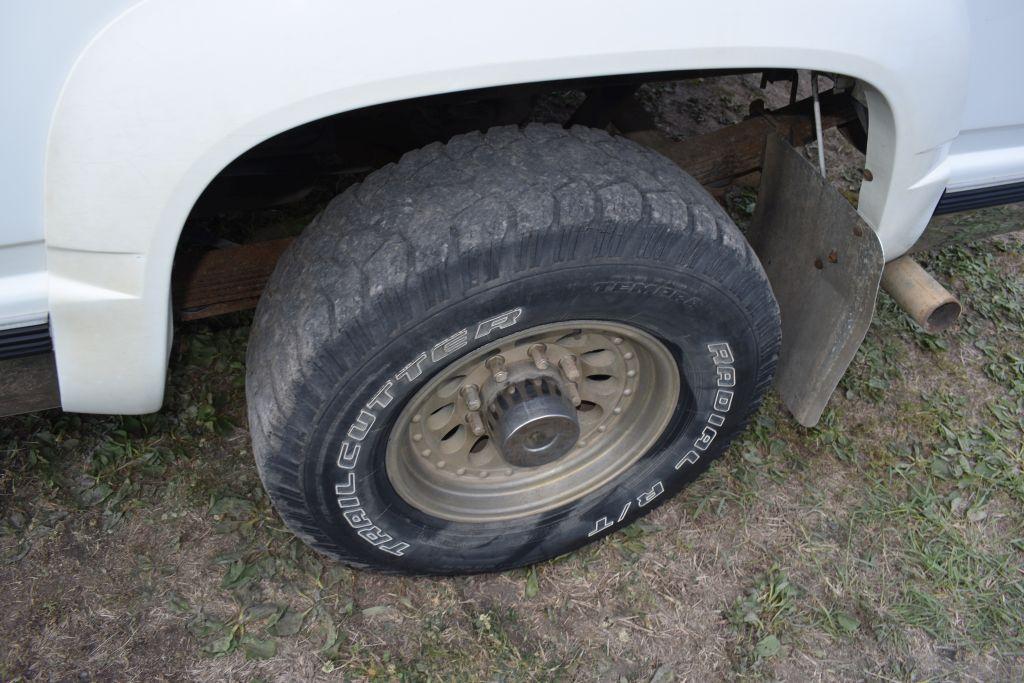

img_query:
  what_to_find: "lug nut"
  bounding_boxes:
[461,384,482,411]
[565,381,582,407]
[528,343,549,370]
[486,355,508,383]
[559,355,581,383]
[466,410,486,437]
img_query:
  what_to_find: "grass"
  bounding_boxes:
[2,81,1024,678]
[6,224,1021,681]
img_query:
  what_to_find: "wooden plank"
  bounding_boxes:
[611,91,857,187]
[172,238,293,320]
[0,352,60,417]
[170,94,856,321]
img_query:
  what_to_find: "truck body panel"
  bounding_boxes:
[0,0,1020,413]
[944,0,1024,193]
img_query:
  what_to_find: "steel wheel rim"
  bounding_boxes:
[384,320,680,522]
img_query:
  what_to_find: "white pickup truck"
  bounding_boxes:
[2,0,1022,574]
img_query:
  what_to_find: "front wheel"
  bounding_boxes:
[246,124,780,574]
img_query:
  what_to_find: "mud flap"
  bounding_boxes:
[747,134,883,427]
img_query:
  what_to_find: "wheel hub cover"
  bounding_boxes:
[488,378,580,467]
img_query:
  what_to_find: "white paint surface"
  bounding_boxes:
[0,0,1020,412]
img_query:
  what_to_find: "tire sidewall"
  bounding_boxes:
[300,259,761,573]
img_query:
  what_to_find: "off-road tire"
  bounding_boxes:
[246,124,780,574]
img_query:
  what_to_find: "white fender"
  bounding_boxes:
[45,0,970,412]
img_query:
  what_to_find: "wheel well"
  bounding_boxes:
[181,70,770,224]
[172,69,869,320]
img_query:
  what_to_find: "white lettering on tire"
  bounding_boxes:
[675,342,735,469]
[587,341,737,539]
[333,308,524,557]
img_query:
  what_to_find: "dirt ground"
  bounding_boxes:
[3,76,1024,681]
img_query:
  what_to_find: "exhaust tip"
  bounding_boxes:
[925,300,963,334]
[881,256,961,334]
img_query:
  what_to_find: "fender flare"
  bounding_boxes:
[44,0,970,412]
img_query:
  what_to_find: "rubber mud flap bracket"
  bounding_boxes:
[747,133,883,427]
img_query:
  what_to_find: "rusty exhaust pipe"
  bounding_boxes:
[880,256,962,333]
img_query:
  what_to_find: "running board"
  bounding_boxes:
[747,133,884,427]
[933,179,1024,215]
